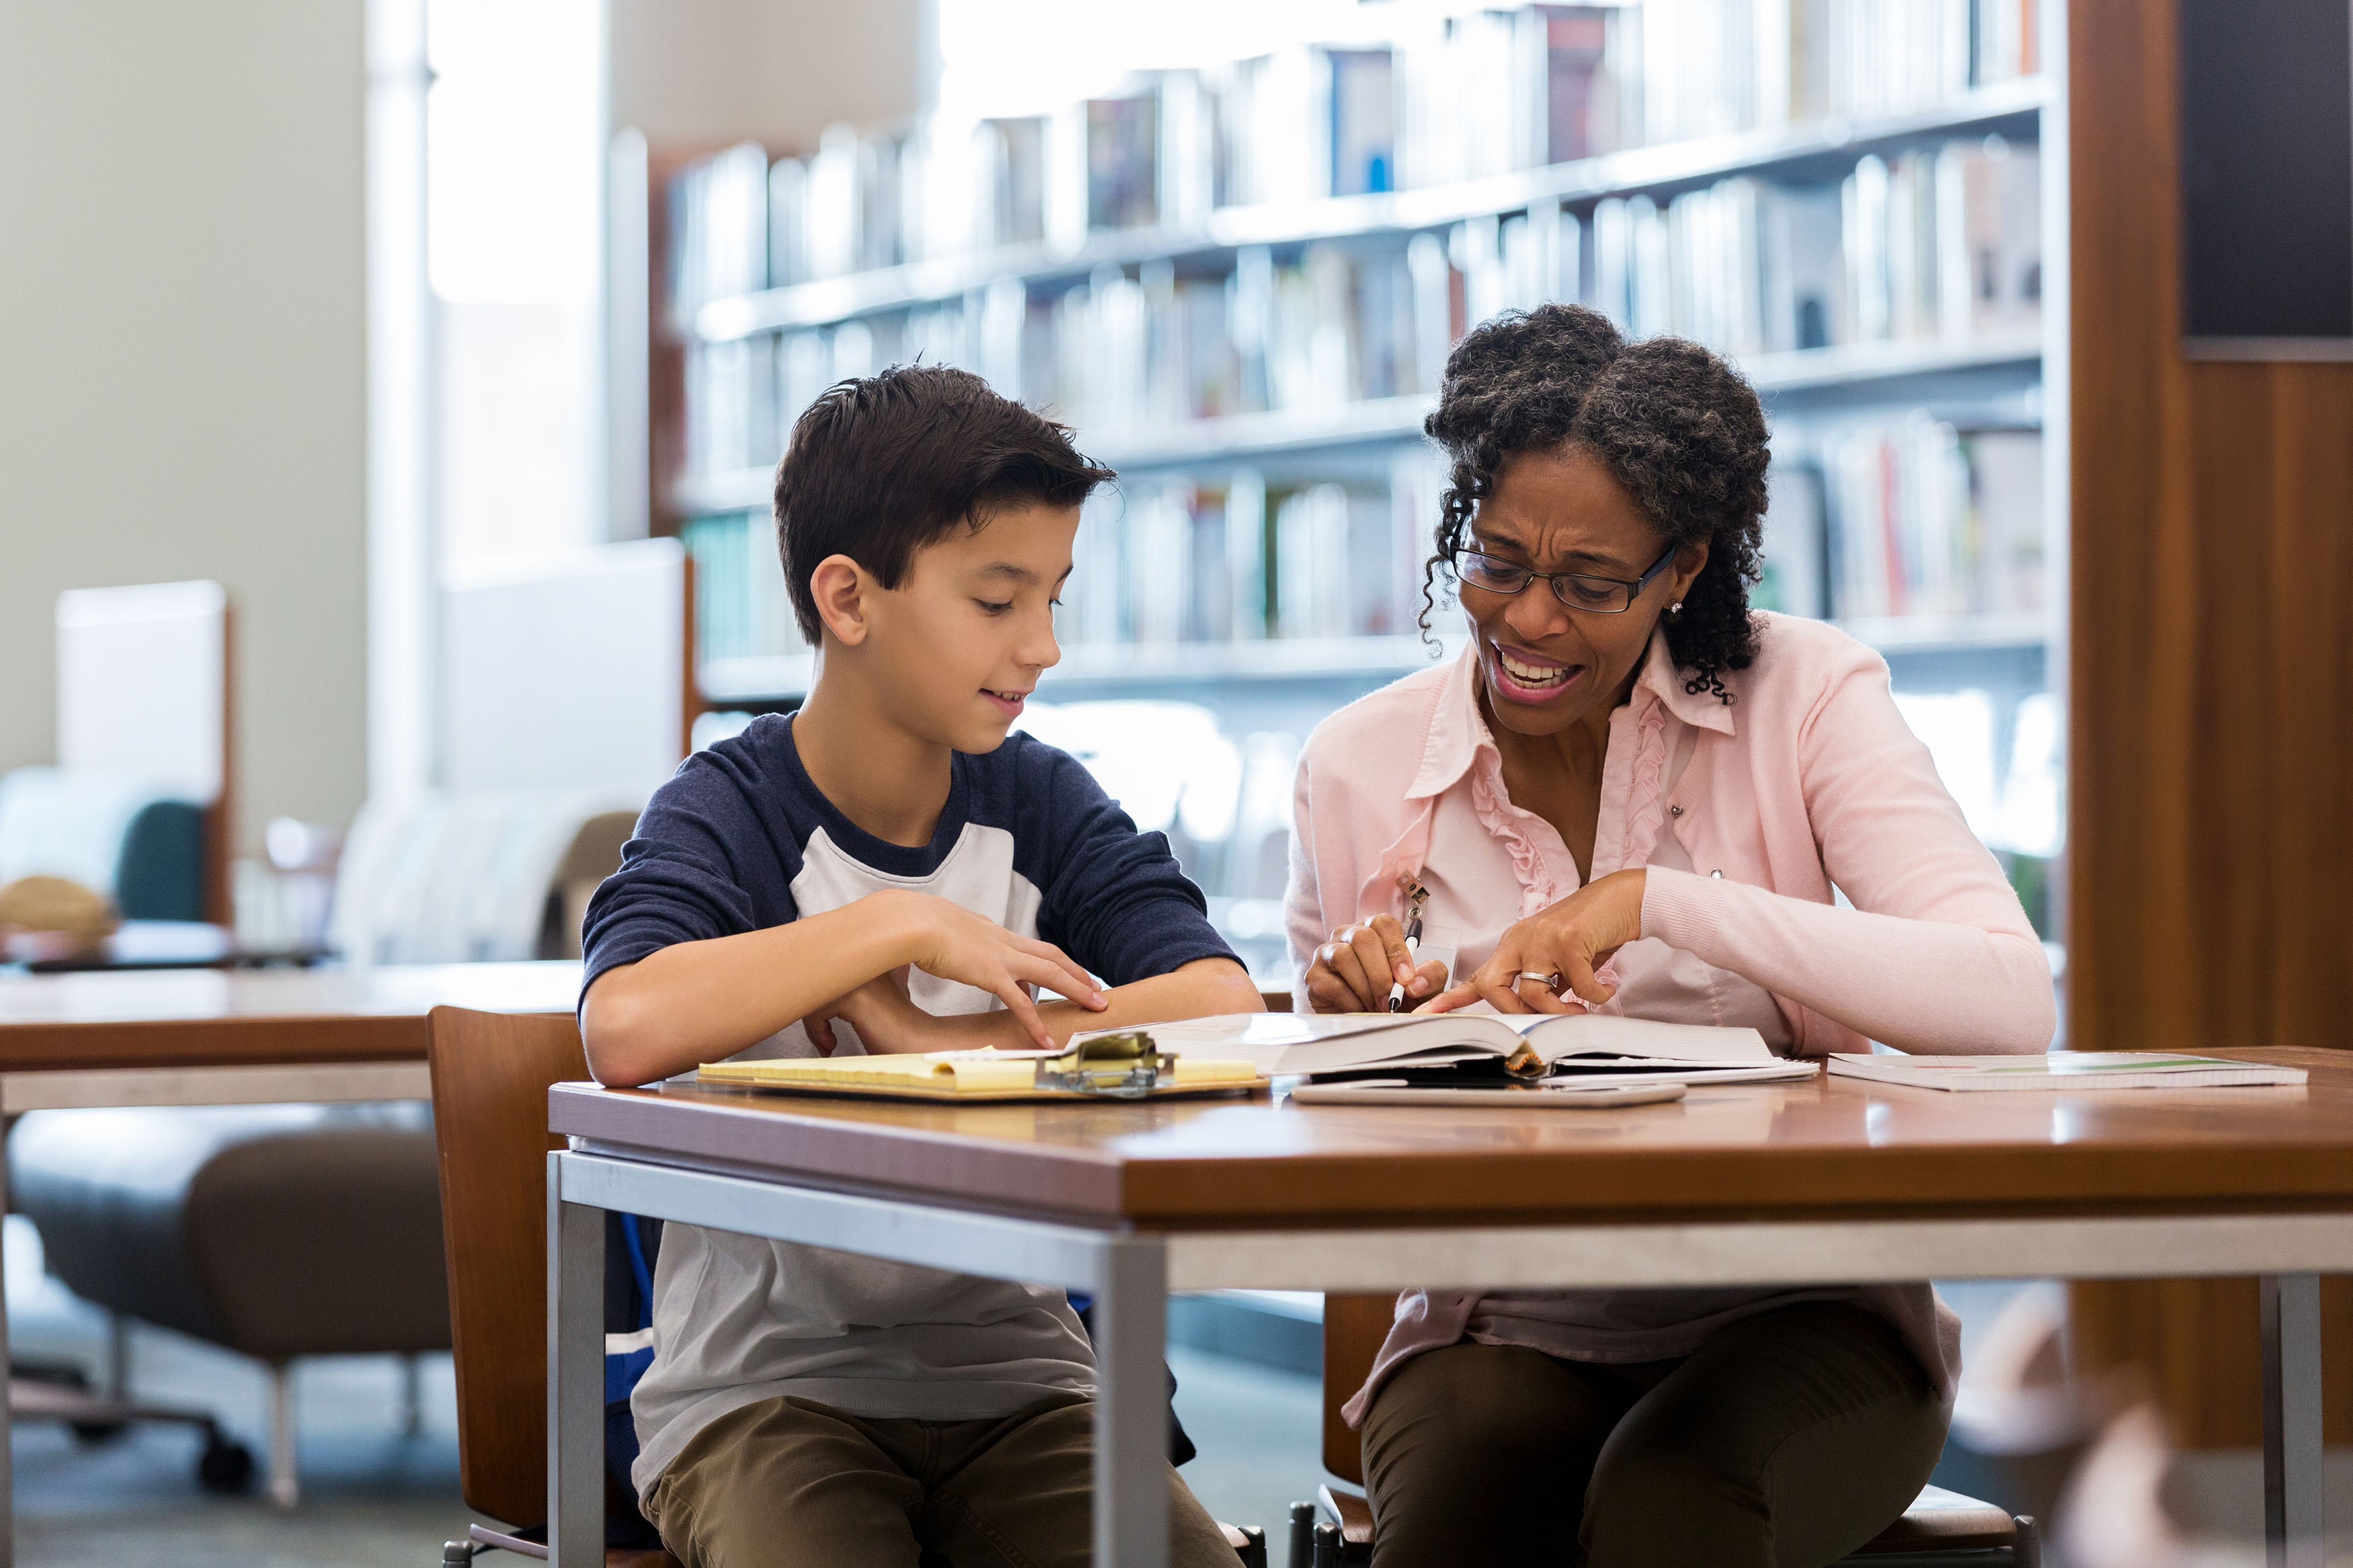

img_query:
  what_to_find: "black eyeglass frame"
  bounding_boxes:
[1445,539,1683,614]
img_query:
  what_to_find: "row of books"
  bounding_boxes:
[684,509,802,665]
[1061,456,1445,649]
[1768,421,2045,621]
[1592,138,2042,356]
[682,417,2039,678]
[1042,245,1441,438]
[679,454,1445,668]
[666,0,2043,315]
[673,140,2040,479]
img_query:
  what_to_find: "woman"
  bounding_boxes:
[1287,303,2054,1567]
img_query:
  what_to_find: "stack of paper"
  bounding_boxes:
[1825,1053,2308,1092]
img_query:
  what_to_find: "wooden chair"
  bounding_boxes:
[1307,1294,2040,1568]
[424,1005,1267,1568]
[424,1005,678,1567]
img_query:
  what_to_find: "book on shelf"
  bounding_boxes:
[1808,421,2044,620]
[1759,460,1830,618]
[1843,140,2041,346]
[684,511,805,668]
[1056,454,1442,655]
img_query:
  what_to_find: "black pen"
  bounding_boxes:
[1386,884,1427,1012]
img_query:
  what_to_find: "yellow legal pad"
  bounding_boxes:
[695,1047,1267,1103]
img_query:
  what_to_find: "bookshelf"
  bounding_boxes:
[676,329,2043,511]
[649,0,2066,969]
[694,77,2049,343]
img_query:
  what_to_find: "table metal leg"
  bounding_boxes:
[2261,1273,2324,1568]
[0,1145,15,1568]
[1093,1238,1170,1568]
[547,1154,604,1568]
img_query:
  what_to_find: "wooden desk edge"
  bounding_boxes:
[549,1075,2353,1231]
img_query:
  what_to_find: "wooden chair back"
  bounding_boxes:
[1321,1293,1396,1485]
[426,1004,585,1529]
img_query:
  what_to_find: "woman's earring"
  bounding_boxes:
[1668,601,1684,621]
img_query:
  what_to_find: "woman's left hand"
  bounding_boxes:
[1423,868,1648,1014]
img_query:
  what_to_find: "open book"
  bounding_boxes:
[1080,1010,1814,1084]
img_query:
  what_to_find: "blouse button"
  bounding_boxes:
[1711,869,1724,879]
[1669,804,1684,818]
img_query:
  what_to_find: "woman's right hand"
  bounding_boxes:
[1304,914,1451,1014]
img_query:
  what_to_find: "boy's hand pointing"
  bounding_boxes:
[868,890,1106,1050]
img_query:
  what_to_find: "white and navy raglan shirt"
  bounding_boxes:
[580,713,1237,1495]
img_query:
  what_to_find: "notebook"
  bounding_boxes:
[1825,1053,2309,1092]
[696,1046,1265,1102]
[1071,1009,1812,1082]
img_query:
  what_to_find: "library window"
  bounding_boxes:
[426,0,604,569]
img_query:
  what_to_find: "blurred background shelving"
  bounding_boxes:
[632,0,2067,977]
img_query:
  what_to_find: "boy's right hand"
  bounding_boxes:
[872,890,1105,1049]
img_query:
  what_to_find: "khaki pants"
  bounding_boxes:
[1358,1301,1951,1568]
[642,1390,1238,1568]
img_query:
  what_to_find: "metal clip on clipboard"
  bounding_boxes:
[1035,1030,1173,1098]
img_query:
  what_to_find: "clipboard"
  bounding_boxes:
[694,1029,1269,1104]
[693,1075,1271,1106]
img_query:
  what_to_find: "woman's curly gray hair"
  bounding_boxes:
[1419,302,1770,702]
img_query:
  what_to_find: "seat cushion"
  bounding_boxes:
[1852,1484,2019,1554]
[10,1104,451,1359]
[1318,1479,2013,1561]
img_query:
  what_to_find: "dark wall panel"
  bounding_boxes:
[2178,0,2353,346]
[2073,0,2353,1447]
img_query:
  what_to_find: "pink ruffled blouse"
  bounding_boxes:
[1283,613,2055,1424]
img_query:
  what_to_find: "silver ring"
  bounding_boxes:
[1515,971,1562,989]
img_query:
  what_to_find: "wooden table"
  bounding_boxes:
[4,919,237,972]
[549,1046,2353,1568]
[0,960,582,1559]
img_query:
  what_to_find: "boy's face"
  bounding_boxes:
[859,501,1078,753]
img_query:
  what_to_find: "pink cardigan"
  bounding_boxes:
[1285,613,2055,1415]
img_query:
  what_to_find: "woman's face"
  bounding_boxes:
[1459,444,1707,739]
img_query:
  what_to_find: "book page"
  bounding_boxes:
[1514,1012,1777,1065]
[1085,1011,1520,1073]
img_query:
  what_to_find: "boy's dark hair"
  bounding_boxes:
[774,364,1115,643]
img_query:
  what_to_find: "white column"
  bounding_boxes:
[365,0,439,799]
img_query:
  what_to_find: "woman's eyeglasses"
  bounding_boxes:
[1447,541,1681,614]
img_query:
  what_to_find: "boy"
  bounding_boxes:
[580,364,1261,1568]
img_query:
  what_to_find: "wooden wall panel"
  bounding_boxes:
[2067,0,2353,1448]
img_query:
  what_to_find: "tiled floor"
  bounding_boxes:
[3,1217,1326,1565]
[7,1217,467,1566]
